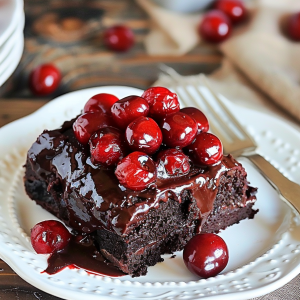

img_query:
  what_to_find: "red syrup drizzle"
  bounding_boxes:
[44,235,125,277]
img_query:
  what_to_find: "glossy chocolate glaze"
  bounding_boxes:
[26,120,243,236]
[45,234,125,277]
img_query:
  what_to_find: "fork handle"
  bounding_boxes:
[245,153,300,214]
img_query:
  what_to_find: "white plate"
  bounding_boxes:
[0,86,300,300]
[0,0,23,46]
[0,11,24,65]
[0,29,24,86]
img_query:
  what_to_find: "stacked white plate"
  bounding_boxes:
[0,0,24,87]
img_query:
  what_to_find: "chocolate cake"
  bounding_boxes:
[24,123,257,277]
[24,88,258,277]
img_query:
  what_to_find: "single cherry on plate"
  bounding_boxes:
[89,127,126,167]
[115,151,157,191]
[198,10,232,43]
[286,12,300,41]
[187,132,223,165]
[126,117,162,155]
[111,95,150,130]
[180,107,209,134]
[213,0,247,25]
[31,220,71,254]
[156,148,190,177]
[73,111,114,145]
[161,112,198,148]
[84,93,119,114]
[183,233,229,278]
[141,87,180,120]
[29,64,61,96]
[103,25,135,52]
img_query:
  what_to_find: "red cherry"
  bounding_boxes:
[199,10,232,43]
[84,93,119,114]
[103,25,135,52]
[29,64,61,96]
[73,112,114,145]
[31,220,71,254]
[161,112,197,148]
[126,117,162,155]
[187,132,223,165]
[213,0,247,25]
[180,107,209,134]
[141,87,180,120]
[183,233,229,278]
[287,12,300,41]
[115,151,157,191]
[111,95,150,130]
[89,127,126,167]
[156,149,190,177]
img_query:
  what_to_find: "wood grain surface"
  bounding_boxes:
[0,0,221,299]
[0,0,221,100]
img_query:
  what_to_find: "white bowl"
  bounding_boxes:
[151,0,214,13]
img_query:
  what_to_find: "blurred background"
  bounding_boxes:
[0,0,223,128]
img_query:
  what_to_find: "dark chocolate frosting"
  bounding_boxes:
[26,120,242,236]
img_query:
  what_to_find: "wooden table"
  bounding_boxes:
[0,0,223,298]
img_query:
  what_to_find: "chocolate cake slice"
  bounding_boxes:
[24,119,257,277]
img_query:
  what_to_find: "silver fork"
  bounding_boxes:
[160,65,300,214]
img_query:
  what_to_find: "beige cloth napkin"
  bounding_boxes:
[137,0,300,125]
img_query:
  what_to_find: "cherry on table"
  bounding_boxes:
[29,64,61,96]
[73,111,114,145]
[126,116,162,155]
[141,87,180,120]
[198,10,232,43]
[183,233,229,278]
[161,112,197,148]
[111,95,149,130]
[31,220,71,254]
[156,148,190,177]
[103,25,135,52]
[180,107,209,134]
[213,0,247,25]
[89,127,126,167]
[84,93,119,114]
[286,12,300,41]
[187,132,223,165]
[115,151,157,191]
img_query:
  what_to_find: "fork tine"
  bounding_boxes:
[186,78,238,141]
[161,68,239,143]
[200,74,255,143]
[171,85,227,141]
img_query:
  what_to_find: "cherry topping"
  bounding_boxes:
[111,95,150,130]
[187,132,223,165]
[73,112,114,145]
[126,117,162,155]
[213,0,247,25]
[115,151,157,191]
[103,25,135,52]
[161,112,197,148]
[31,220,71,254]
[84,93,119,114]
[29,64,61,96]
[183,233,229,278]
[89,127,126,167]
[286,12,300,41]
[141,87,180,120]
[180,107,209,134]
[198,10,232,43]
[156,149,190,177]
